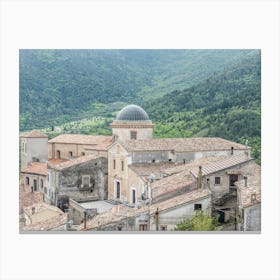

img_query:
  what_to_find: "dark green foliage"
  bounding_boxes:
[146,51,261,163]
[20,49,257,131]
[174,211,218,231]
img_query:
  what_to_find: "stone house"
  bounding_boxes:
[108,137,249,205]
[46,154,108,212]
[20,162,47,193]
[21,130,48,171]
[81,188,211,231]
[21,202,68,231]
[236,163,261,231]
[48,134,112,159]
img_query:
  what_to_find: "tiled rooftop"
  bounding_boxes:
[21,162,47,176]
[19,191,44,214]
[21,130,48,138]
[162,156,229,175]
[48,154,103,170]
[151,171,195,199]
[83,188,211,230]
[236,163,261,208]
[190,155,253,177]
[121,137,247,152]
[22,203,67,231]
[129,162,176,179]
[48,134,112,150]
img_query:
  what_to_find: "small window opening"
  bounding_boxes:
[194,204,202,211]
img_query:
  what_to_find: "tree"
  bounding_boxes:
[174,211,218,231]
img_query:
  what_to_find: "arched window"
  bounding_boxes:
[41,179,44,189]
[25,177,30,185]
[56,150,61,159]
[69,151,73,157]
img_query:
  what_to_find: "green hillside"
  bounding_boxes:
[144,51,261,163]
[19,49,257,131]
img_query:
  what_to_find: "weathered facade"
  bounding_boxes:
[20,130,48,171]
[46,155,108,211]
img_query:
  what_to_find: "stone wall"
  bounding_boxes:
[48,143,108,159]
[244,203,261,231]
[21,137,48,170]
[47,157,108,210]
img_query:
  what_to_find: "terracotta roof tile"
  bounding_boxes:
[83,188,211,230]
[48,134,112,150]
[19,191,44,214]
[121,137,247,152]
[21,130,48,138]
[190,155,253,177]
[21,162,47,176]
[151,171,195,199]
[49,154,103,170]
[22,203,67,231]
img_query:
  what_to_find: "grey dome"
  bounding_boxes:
[116,104,150,121]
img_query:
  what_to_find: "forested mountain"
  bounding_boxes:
[19,49,257,130]
[144,51,261,162]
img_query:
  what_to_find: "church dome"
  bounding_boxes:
[116,104,150,122]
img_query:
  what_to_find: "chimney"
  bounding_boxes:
[155,208,159,231]
[231,147,234,155]
[198,166,202,188]
[244,176,248,187]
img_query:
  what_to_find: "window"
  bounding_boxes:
[69,151,73,157]
[56,150,61,159]
[115,181,120,199]
[183,159,186,164]
[32,207,35,214]
[113,159,116,169]
[131,189,136,204]
[82,175,90,188]
[160,225,167,231]
[152,159,155,163]
[121,160,124,171]
[194,204,202,211]
[215,177,221,185]
[26,177,30,185]
[33,180,37,191]
[139,224,148,231]
[40,179,44,189]
[130,131,137,140]
[81,152,85,156]
[169,159,172,162]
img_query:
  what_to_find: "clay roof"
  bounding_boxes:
[48,134,112,150]
[21,130,48,138]
[121,137,247,152]
[190,155,253,177]
[83,188,211,230]
[19,191,44,214]
[162,156,229,176]
[236,163,261,208]
[151,171,195,199]
[129,162,176,179]
[48,154,102,170]
[21,162,47,176]
[22,203,67,231]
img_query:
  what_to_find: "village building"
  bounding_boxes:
[20,104,261,231]
[21,130,48,171]
[20,162,47,193]
[236,163,261,231]
[46,154,108,211]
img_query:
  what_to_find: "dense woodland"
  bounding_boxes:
[20,49,261,163]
